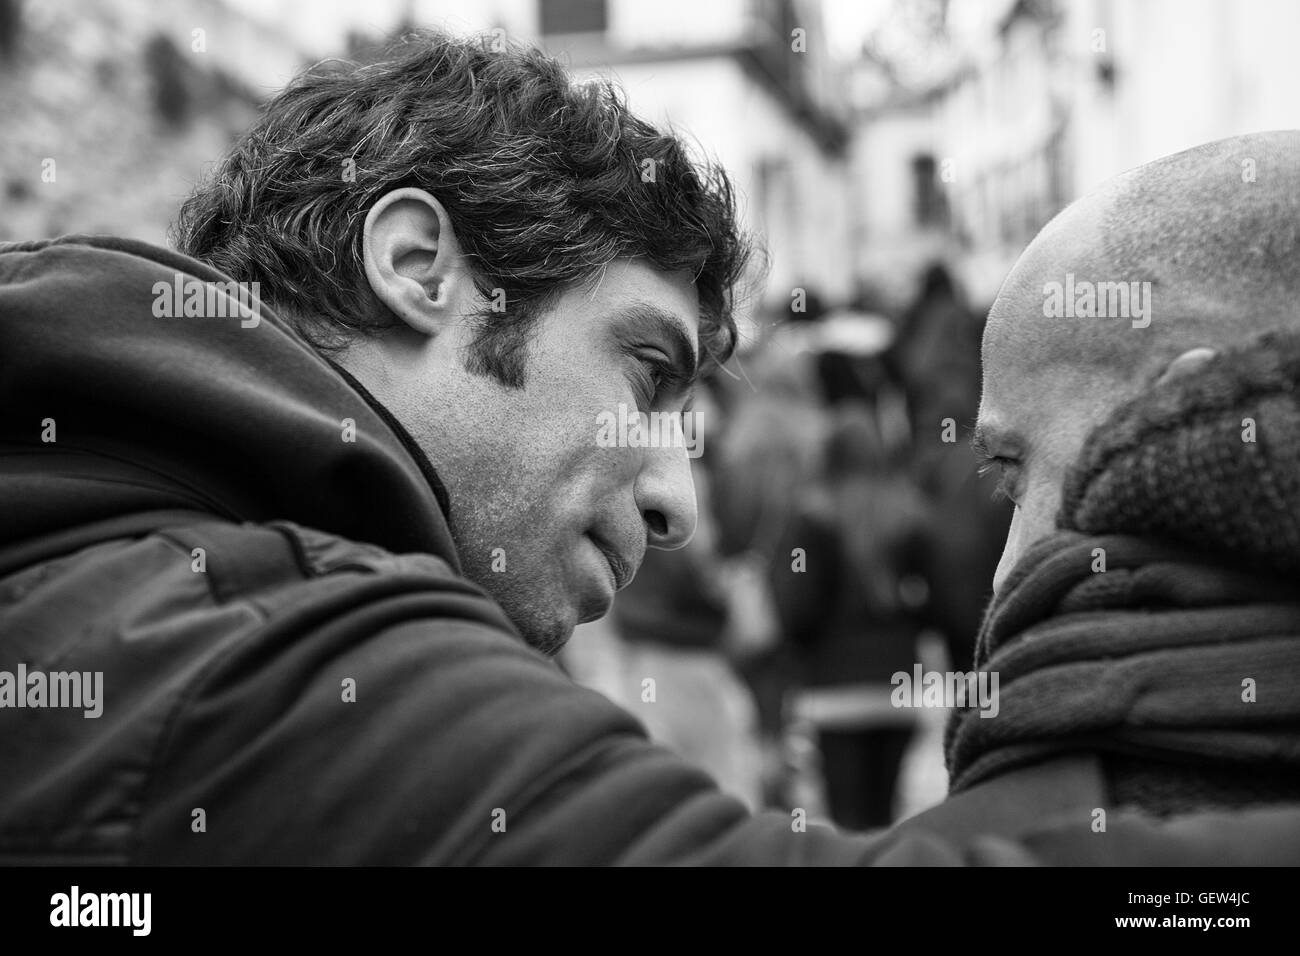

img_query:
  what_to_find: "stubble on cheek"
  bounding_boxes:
[444,473,580,656]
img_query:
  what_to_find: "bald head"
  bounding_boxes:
[977,131,1300,593]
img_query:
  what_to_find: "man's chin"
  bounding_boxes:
[520,615,577,658]
[519,585,619,656]
[577,599,613,627]
[490,588,581,658]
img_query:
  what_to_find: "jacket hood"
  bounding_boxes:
[0,235,459,568]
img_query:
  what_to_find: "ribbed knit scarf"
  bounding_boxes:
[947,329,1300,806]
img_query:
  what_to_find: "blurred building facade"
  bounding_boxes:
[850,0,1300,306]
[0,0,307,243]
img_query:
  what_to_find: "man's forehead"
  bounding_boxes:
[984,194,1117,372]
[980,227,1112,448]
[980,324,1092,424]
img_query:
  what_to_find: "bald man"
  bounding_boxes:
[977,131,1300,589]
[890,131,1300,847]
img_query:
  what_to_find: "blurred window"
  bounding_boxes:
[911,154,948,228]
[539,0,608,35]
[0,0,20,59]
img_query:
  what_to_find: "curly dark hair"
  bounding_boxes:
[172,29,751,386]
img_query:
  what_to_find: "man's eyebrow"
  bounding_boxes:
[616,301,700,391]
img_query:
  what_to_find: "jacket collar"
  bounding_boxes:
[0,235,461,570]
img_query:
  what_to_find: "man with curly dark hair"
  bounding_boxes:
[5,30,1298,866]
[170,31,748,656]
[0,30,787,865]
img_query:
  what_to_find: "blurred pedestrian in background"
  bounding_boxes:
[708,306,830,806]
[889,264,1011,674]
[772,403,929,829]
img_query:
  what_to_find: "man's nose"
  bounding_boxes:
[635,441,697,550]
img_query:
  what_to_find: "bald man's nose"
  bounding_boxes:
[991,507,1024,597]
[636,442,697,550]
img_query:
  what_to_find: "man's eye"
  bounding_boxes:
[628,353,669,406]
[643,357,667,391]
[977,456,1021,504]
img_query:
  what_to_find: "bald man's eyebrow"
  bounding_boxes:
[613,302,700,397]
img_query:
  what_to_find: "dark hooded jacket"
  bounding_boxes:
[1,236,1298,865]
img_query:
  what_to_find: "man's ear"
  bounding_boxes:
[362,187,471,337]
[1156,346,1217,385]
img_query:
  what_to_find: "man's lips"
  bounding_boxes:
[589,535,635,591]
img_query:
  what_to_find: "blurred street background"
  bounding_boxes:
[4,0,1299,827]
